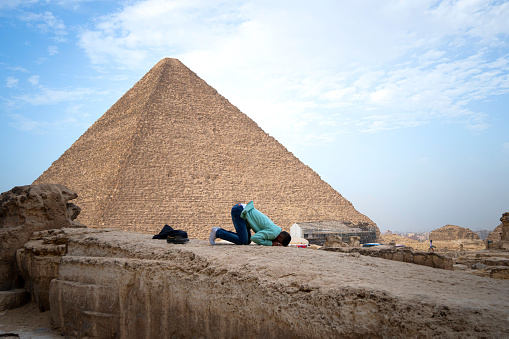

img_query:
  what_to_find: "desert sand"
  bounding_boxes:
[0,301,60,338]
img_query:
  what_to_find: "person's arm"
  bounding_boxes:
[250,230,274,246]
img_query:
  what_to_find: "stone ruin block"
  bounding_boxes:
[15,228,100,311]
[0,184,84,310]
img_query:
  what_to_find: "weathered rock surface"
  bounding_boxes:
[15,228,108,311]
[17,229,506,338]
[487,223,503,242]
[323,246,454,270]
[0,184,84,293]
[488,212,509,251]
[452,251,509,279]
[323,234,348,248]
[502,213,509,238]
[0,289,30,312]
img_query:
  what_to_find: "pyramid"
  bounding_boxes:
[34,58,378,239]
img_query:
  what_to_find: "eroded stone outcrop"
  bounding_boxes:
[16,230,505,338]
[323,234,348,248]
[15,228,108,311]
[502,212,509,240]
[488,212,509,251]
[487,223,503,242]
[0,184,84,293]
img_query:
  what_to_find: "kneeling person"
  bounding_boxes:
[210,201,291,246]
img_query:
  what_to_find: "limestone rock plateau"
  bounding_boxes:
[1,185,509,337]
[0,184,83,292]
[16,228,509,338]
[33,58,377,239]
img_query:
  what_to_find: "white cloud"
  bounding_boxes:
[7,105,91,133]
[47,45,58,55]
[8,113,48,132]
[20,11,67,37]
[76,0,509,143]
[36,57,48,64]
[79,0,247,69]
[28,75,40,85]
[14,86,97,105]
[0,0,39,10]
[6,76,19,88]
[0,0,92,10]
[369,89,394,105]
[6,66,29,72]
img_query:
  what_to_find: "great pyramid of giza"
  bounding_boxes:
[34,58,378,239]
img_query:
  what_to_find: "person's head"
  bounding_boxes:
[274,231,291,247]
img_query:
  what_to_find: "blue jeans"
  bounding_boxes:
[216,204,251,245]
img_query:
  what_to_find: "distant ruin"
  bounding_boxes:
[487,212,509,251]
[34,58,377,239]
[429,224,485,252]
[430,224,481,241]
[487,223,503,242]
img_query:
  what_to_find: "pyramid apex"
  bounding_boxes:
[155,57,182,67]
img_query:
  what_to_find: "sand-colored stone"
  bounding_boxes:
[429,225,485,252]
[430,224,480,241]
[13,229,505,338]
[0,184,83,292]
[349,236,360,247]
[323,234,348,248]
[487,223,503,242]
[33,58,377,239]
[0,301,60,338]
[0,289,29,312]
[15,228,110,311]
[379,234,428,251]
[488,212,509,250]
[324,246,453,270]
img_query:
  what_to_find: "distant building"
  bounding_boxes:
[290,221,377,246]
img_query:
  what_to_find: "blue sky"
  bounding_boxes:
[1,0,508,233]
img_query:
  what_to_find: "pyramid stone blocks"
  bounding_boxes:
[34,58,377,239]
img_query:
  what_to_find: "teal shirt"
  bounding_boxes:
[240,201,282,246]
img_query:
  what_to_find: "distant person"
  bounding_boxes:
[209,201,291,246]
[429,239,436,252]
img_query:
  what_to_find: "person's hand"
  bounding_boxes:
[272,240,282,246]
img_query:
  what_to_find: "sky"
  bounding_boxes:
[1,0,508,233]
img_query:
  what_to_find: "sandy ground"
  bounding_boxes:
[0,302,64,338]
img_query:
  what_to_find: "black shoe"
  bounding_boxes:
[167,235,189,244]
